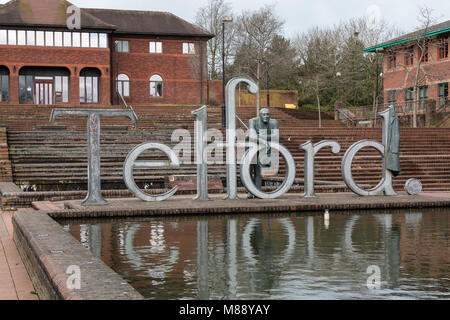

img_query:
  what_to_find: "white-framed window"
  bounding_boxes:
[0,30,6,45]
[90,33,98,48]
[45,31,53,46]
[54,32,63,46]
[63,32,71,47]
[182,42,195,54]
[36,31,44,46]
[81,33,90,48]
[17,30,26,45]
[26,30,35,46]
[116,74,130,97]
[149,74,163,97]
[8,30,16,45]
[72,32,81,47]
[0,29,108,49]
[99,33,108,48]
[149,41,162,54]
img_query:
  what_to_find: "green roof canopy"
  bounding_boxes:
[364,21,450,53]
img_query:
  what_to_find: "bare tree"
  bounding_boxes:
[292,16,401,125]
[295,27,339,127]
[234,5,284,114]
[195,0,235,80]
[410,6,438,128]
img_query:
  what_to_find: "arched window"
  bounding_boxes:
[116,74,130,97]
[150,74,163,97]
[0,66,9,102]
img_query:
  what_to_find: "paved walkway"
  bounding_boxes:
[0,209,38,300]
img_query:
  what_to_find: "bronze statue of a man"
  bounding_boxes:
[246,108,279,198]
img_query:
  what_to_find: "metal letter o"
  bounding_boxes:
[240,142,296,199]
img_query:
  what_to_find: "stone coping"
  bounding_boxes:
[12,210,143,300]
[1,185,348,210]
[41,192,450,219]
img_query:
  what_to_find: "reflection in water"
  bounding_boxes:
[89,224,102,259]
[342,215,360,256]
[60,209,450,300]
[227,220,237,299]
[405,212,423,226]
[306,216,315,265]
[197,221,208,299]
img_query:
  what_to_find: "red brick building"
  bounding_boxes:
[0,0,213,106]
[365,20,449,113]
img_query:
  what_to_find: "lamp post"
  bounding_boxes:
[373,47,384,127]
[115,40,119,105]
[266,64,270,107]
[221,17,233,128]
[336,71,342,100]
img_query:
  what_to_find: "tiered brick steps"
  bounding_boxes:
[1,104,450,207]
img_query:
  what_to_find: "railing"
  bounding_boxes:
[236,114,248,130]
[337,99,449,122]
[335,108,357,125]
[335,98,450,128]
[438,97,449,111]
[117,92,138,121]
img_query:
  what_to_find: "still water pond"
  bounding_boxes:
[59,209,449,300]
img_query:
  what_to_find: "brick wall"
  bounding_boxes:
[0,126,12,182]
[383,36,450,107]
[0,46,111,105]
[111,37,208,105]
[0,36,209,107]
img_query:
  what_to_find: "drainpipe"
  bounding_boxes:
[199,39,204,104]
[116,39,119,105]
[109,31,114,105]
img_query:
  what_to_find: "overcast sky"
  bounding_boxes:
[3,0,449,38]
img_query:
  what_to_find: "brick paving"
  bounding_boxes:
[0,209,38,300]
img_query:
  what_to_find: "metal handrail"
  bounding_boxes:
[118,92,138,121]
[236,114,248,130]
[336,108,357,124]
[344,99,438,117]
[438,97,449,110]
